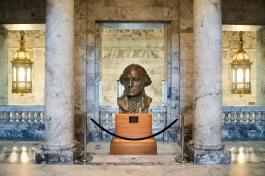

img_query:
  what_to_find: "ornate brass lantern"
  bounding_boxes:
[11,31,33,95]
[231,31,252,96]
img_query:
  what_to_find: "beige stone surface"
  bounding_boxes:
[222,31,257,105]
[0,141,265,176]
[256,28,265,105]
[100,27,166,106]
[7,31,45,105]
[0,29,8,105]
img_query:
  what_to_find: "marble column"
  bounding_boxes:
[185,0,231,164]
[35,0,76,164]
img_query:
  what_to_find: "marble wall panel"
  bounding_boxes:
[74,0,88,19]
[164,21,180,137]
[74,19,87,48]
[100,27,165,106]
[179,33,193,126]
[74,0,180,141]
[7,31,45,105]
[0,29,8,105]
[60,1,265,139]
[0,0,265,24]
[74,18,88,114]
[256,28,265,105]
[180,0,193,32]
[0,0,46,23]
[222,0,265,25]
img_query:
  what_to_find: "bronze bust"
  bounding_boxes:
[118,64,152,113]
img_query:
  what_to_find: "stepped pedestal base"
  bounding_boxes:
[110,138,157,155]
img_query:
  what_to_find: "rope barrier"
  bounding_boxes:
[89,116,179,141]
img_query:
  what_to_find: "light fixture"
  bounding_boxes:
[231,31,252,97]
[11,31,33,95]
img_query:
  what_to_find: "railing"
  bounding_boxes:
[0,105,45,140]
[222,106,265,124]
[0,105,265,140]
[222,106,265,140]
[0,105,45,124]
[99,106,167,124]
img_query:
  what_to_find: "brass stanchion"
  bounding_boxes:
[75,113,93,164]
[175,112,188,163]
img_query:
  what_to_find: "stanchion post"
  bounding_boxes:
[175,112,188,163]
[75,113,93,164]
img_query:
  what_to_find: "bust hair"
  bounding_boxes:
[119,64,152,87]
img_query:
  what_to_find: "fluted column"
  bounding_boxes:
[36,0,75,164]
[184,0,231,164]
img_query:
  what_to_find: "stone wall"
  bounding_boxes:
[1,0,265,24]
[256,28,265,105]
[0,28,8,105]
[222,31,257,105]
[0,0,45,23]
[100,24,166,106]
[7,31,45,105]
[179,0,194,126]
[0,0,265,141]
[73,0,181,141]
[222,0,265,25]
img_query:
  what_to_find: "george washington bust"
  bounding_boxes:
[118,64,152,113]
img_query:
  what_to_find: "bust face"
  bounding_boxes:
[123,68,145,97]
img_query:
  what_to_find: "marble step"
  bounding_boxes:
[90,154,180,164]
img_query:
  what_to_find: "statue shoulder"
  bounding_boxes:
[143,95,152,106]
[117,95,126,105]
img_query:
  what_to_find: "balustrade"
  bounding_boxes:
[0,105,264,140]
[0,106,45,124]
[222,106,265,124]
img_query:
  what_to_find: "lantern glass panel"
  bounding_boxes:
[13,68,16,81]
[27,67,31,81]
[232,69,236,82]
[245,68,249,82]
[237,68,243,82]
[18,67,25,82]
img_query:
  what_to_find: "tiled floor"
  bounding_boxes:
[0,141,264,176]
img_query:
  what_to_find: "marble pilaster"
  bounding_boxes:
[186,0,231,164]
[256,28,265,105]
[35,0,76,164]
[0,28,8,105]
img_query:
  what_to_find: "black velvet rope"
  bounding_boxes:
[89,117,179,141]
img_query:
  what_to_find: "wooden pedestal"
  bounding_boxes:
[110,113,157,155]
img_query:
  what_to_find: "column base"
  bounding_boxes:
[184,142,231,165]
[35,146,77,164]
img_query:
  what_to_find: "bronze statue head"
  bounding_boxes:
[118,64,152,113]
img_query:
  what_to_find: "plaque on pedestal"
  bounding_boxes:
[110,113,157,155]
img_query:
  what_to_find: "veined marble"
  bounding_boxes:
[192,0,223,149]
[36,0,76,164]
[0,141,265,176]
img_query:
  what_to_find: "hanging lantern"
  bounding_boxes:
[231,31,252,97]
[11,31,33,95]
